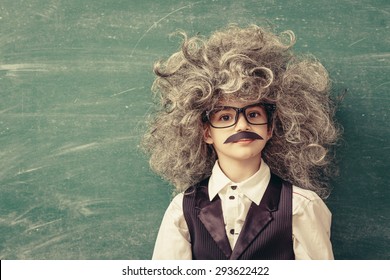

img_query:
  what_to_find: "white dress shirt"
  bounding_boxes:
[152,160,334,260]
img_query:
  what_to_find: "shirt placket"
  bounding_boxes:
[225,185,239,249]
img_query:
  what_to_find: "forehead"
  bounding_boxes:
[216,100,260,108]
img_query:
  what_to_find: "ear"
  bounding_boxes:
[203,125,214,144]
[266,125,274,141]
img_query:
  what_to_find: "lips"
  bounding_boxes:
[223,131,264,144]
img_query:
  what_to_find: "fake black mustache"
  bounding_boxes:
[224,131,264,144]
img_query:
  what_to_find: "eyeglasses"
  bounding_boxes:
[202,103,276,129]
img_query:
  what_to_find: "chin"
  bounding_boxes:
[230,153,262,161]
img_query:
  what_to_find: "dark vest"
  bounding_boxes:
[183,174,295,260]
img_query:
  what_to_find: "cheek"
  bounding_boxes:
[255,127,270,139]
[208,131,230,147]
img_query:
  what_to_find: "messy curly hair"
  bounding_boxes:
[141,24,341,199]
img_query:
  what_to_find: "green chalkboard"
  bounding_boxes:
[1,0,389,259]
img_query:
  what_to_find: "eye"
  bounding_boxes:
[219,114,233,122]
[248,111,260,119]
[247,110,263,120]
[210,107,235,123]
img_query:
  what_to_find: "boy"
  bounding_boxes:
[142,24,340,259]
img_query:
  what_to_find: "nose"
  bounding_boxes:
[235,112,251,131]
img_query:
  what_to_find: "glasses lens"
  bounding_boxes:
[244,104,268,125]
[209,107,236,128]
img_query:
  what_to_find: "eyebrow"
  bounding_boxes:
[215,103,263,109]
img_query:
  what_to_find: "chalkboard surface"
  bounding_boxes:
[1,0,389,259]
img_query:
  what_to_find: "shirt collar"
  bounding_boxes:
[208,159,271,205]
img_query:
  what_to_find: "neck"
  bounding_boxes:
[218,157,262,183]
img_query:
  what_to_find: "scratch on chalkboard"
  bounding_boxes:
[111,87,137,97]
[0,105,19,114]
[130,1,202,57]
[57,197,115,217]
[365,3,390,16]
[16,166,45,175]
[348,37,366,47]
[54,142,99,156]
[0,64,48,72]
[24,218,62,233]
[53,137,137,157]
[10,207,37,226]
[34,0,59,21]
[21,233,71,257]
[374,81,390,90]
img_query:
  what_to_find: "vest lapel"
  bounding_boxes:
[230,174,282,259]
[198,196,232,258]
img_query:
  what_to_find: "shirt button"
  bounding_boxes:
[229,195,235,200]
[230,229,235,235]
[231,185,237,190]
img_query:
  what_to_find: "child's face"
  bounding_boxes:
[203,100,272,165]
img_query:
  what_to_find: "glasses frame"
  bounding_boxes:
[202,102,276,129]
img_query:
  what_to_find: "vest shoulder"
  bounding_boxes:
[271,173,293,186]
[184,177,210,195]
